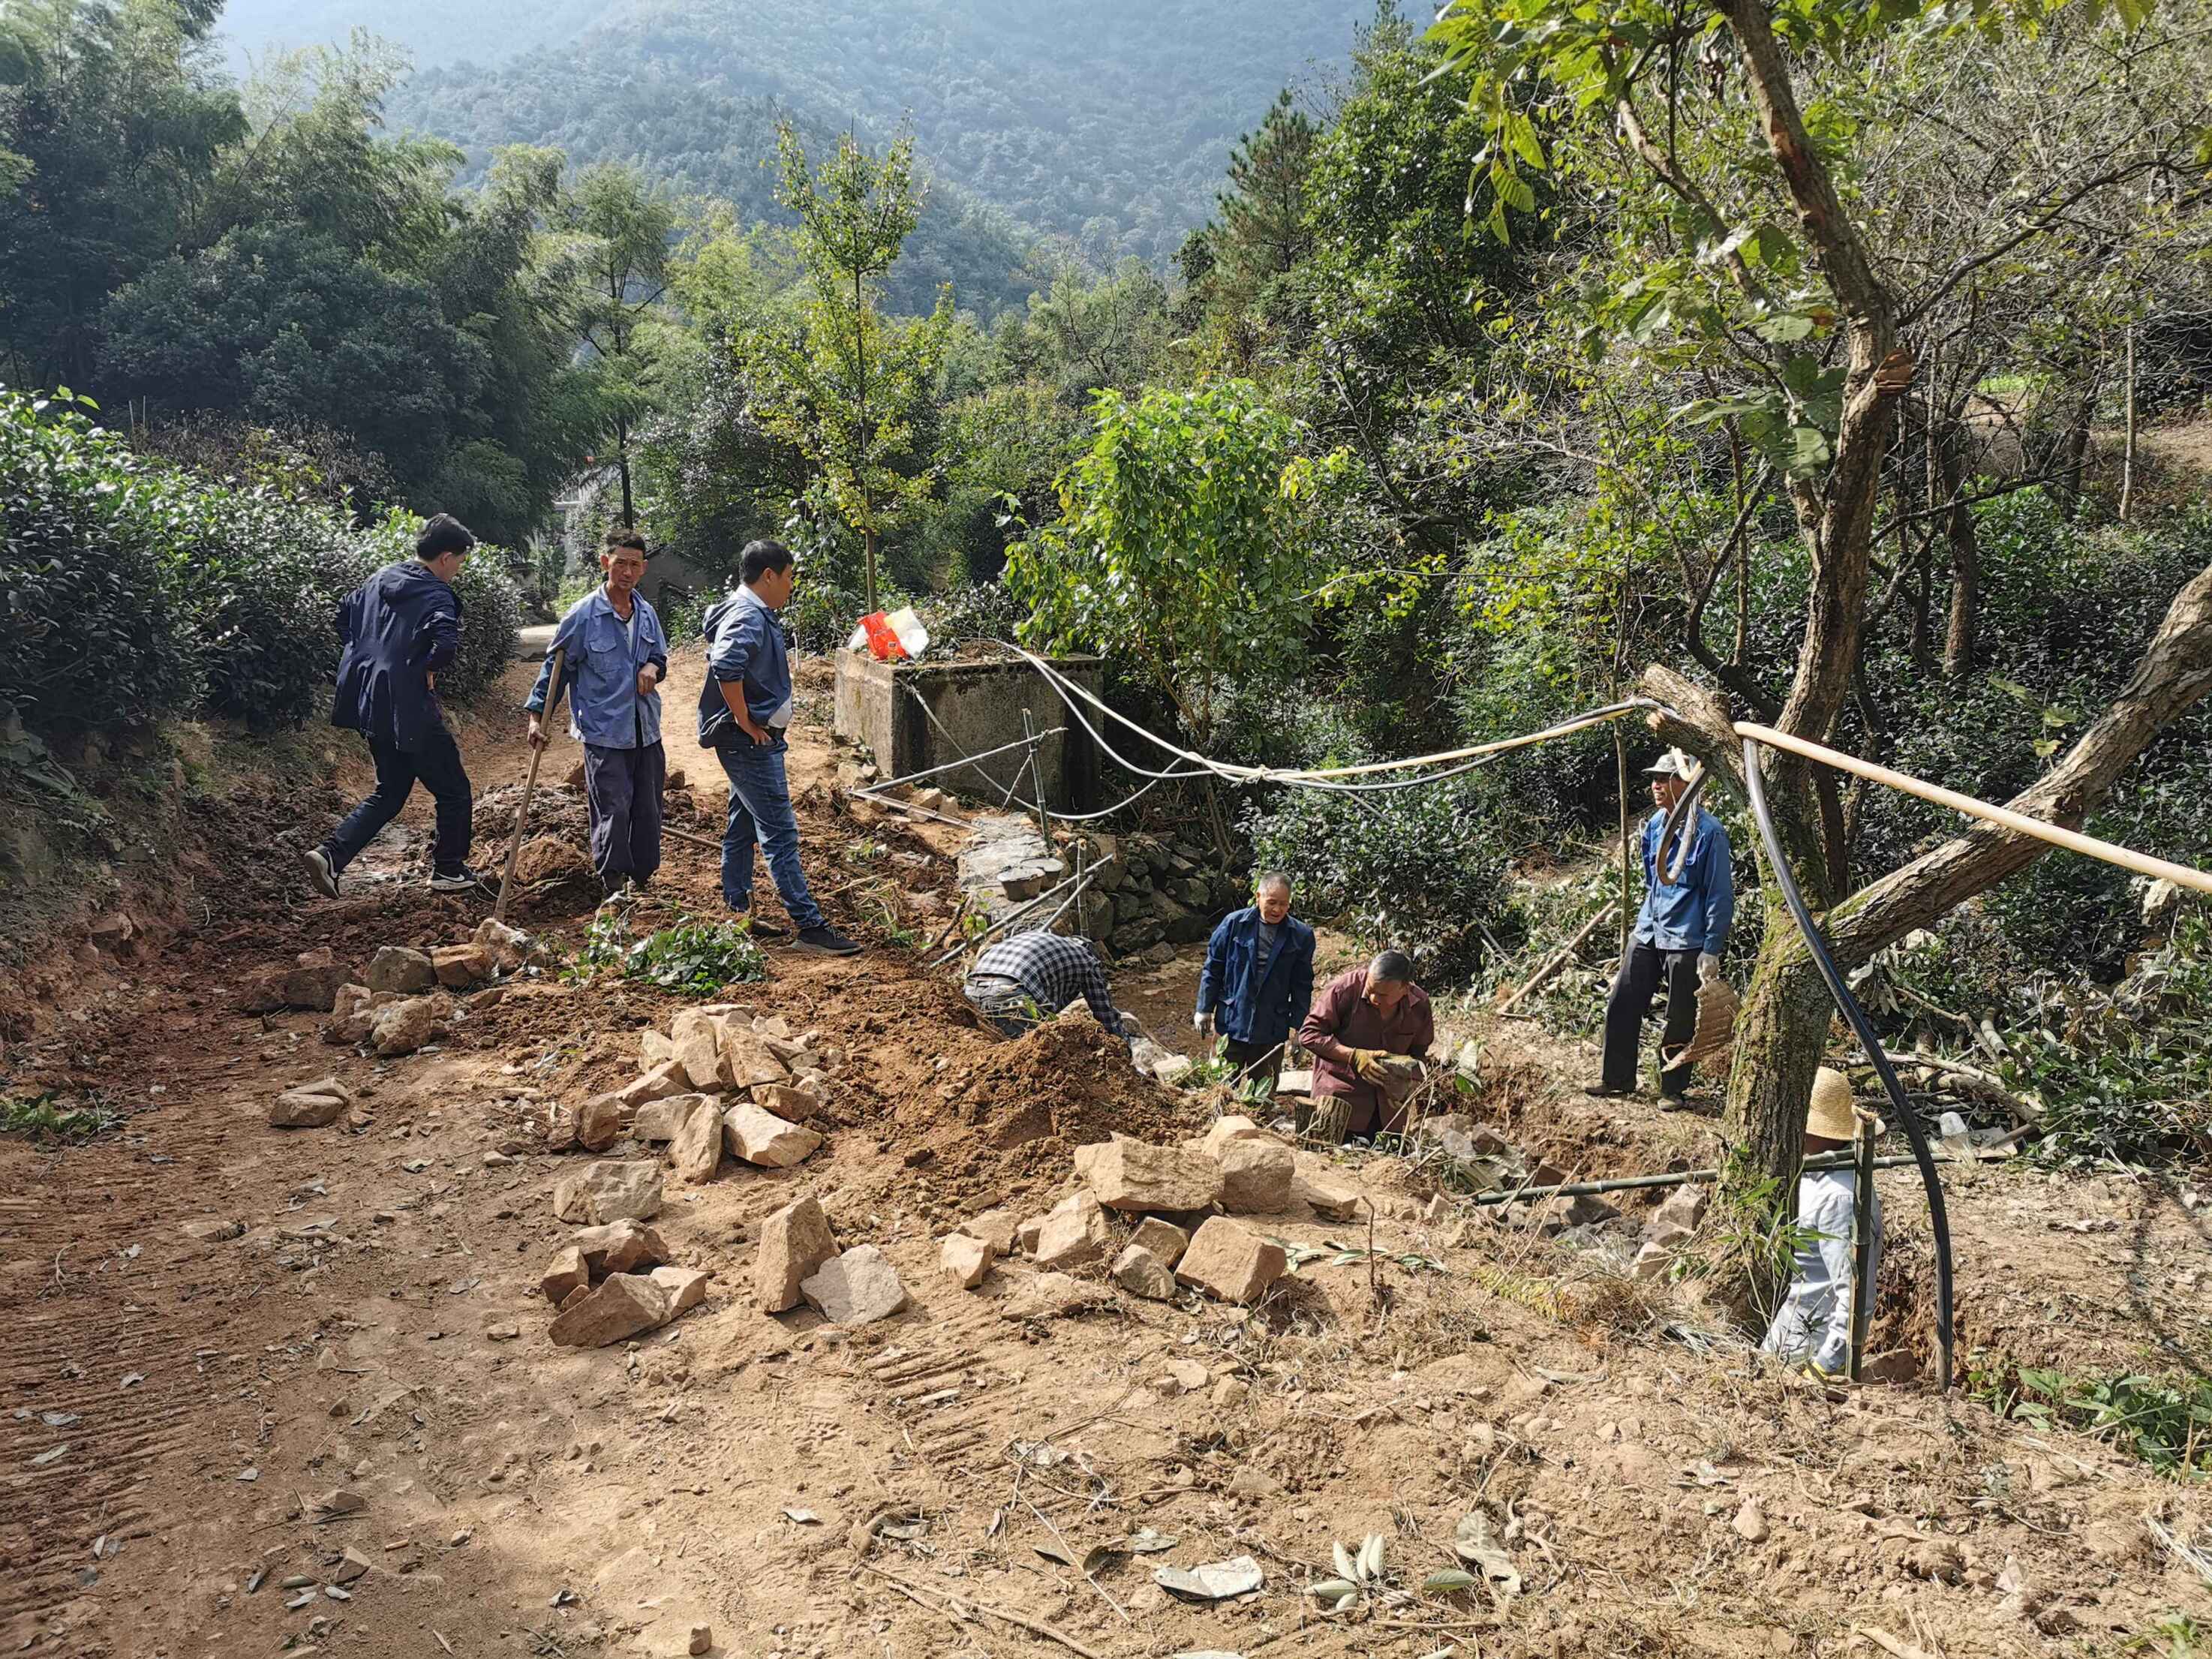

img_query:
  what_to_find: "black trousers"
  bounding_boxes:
[1222,1036,1286,1077]
[584,741,665,883]
[1600,942,1700,1095]
[324,726,473,874]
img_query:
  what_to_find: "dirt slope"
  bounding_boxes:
[2,650,2209,1658]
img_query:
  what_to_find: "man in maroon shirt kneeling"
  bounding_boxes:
[1297,950,1435,1144]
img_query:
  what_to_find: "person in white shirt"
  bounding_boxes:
[1761,1067,1883,1379]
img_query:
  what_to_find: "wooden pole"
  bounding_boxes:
[496,645,564,925]
[1496,901,1618,1012]
[1734,722,2212,896]
[1847,1115,1877,1382]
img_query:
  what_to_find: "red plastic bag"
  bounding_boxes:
[858,611,909,662]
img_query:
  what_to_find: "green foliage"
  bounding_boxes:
[0,389,520,733]
[1968,1355,2212,1477]
[1008,380,1337,738]
[569,906,769,997]
[1245,782,1511,977]
[0,1089,122,1143]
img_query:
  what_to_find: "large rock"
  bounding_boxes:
[1297,1171,1361,1223]
[1201,1116,1267,1158]
[473,918,531,971]
[753,1083,821,1123]
[1217,1138,1296,1215]
[541,1246,589,1305]
[1129,1216,1189,1267]
[618,1062,690,1111]
[639,1029,679,1071]
[1032,1192,1111,1269]
[1074,1138,1222,1213]
[569,1219,670,1276]
[669,1096,726,1184]
[256,948,354,1011]
[649,1265,713,1315]
[431,943,495,988]
[514,835,590,886]
[576,1093,624,1153]
[956,1209,1022,1256]
[548,1273,671,1347]
[1110,1244,1178,1301]
[723,1104,822,1169]
[269,1078,350,1129]
[632,1096,692,1144]
[801,1245,907,1326]
[369,997,436,1058]
[1652,1184,1709,1234]
[323,983,375,1045]
[1176,1219,1288,1306]
[754,1196,838,1312]
[365,946,437,995]
[939,1234,993,1289]
[553,1161,663,1225]
[674,1026,735,1092]
[720,1028,791,1089]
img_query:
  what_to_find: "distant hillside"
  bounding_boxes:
[368,0,1380,309]
[215,0,613,69]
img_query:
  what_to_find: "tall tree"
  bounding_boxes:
[561,162,675,525]
[1216,89,1318,286]
[742,122,951,614]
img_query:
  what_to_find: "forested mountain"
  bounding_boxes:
[378,0,1383,298]
[215,0,608,69]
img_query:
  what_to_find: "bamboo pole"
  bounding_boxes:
[1735,722,2212,896]
[1847,1117,1877,1382]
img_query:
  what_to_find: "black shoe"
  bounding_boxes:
[1582,1081,1630,1098]
[794,924,862,957]
[299,846,339,899]
[732,909,789,939]
[1659,1089,1697,1111]
[430,865,490,894]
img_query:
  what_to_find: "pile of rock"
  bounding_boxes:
[538,1217,711,1348]
[1412,1114,1626,1237]
[1630,1183,1708,1281]
[1072,830,1246,961]
[753,1196,909,1327]
[309,921,540,1059]
[551,1005,839,1184]
[933,1116,1354,1309]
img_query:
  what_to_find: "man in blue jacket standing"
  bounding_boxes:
[696,539,860,957]
[524,527,669,897]
[1588,748,1736,1104]
[1195,871,1315,1077]
[302,514,483,897]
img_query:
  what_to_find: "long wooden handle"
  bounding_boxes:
[495,645,564,924]
[1737,720,2212,897]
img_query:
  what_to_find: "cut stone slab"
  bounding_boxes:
[1200,1115,1266,1158]
[631,1095,691,1144]
[1110,1243,1177,1301]
[552,1161,663,1225]
[541,1246,588,1305]
[1175,1218,1288,1306]
[548,1273,671,1348]
[1216,1138,1295,1215]
[649,1265,712,1315]
[269,1079,350,1129]
[800,1244,908,1326]
[723,1104,822,1169]
[369,997,435,1058]
[956,1209,1021,1257]
[619,1061,691,1111]
[1074,1138,1222,1213]
[753,1083,821,1123]
[754,1196,837,1313]
[576,1093,624,1154]
[720,1028,791,1089]
[669,1095,726,1184]
[1032,1192,1111,1269]
[1297,1172,1361,1223]
[940,1233,993,1289]
[431,943,494,988]
[1129,1216,1189,1267]
[569,1219,669,1277]
[365,946,437,995]
[639,1029,678,1071]
[675,1026,735,1092]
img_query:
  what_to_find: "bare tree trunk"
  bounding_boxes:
[2119,324,2138,523]
[1942,436,1979,678]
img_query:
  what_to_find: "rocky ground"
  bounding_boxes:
[2,646,2210,1659]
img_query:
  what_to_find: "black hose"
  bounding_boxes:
[1655,767,1709,885]
[1739,737,1955,1390]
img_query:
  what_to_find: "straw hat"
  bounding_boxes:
[1806,1068,1877,1141]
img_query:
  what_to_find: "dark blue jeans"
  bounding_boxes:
[325,726,473,874]
[715,733,823,930]
[584,741,665,883]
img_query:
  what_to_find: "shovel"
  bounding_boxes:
[494,645,564,926]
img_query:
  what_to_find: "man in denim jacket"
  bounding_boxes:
[1195,872,1315,1078]
[525,527,669,897]
[695,539,860,956]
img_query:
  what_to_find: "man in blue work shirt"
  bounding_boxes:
[1588,748,1736,1104]
[696,539,861,957]
[1195,871,1315,1078]
[524,527,670,897]
[301,514,484,898]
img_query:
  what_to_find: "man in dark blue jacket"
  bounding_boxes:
[1195,871,1315,1076]
[300,515,483,897]
[696,539,860,957]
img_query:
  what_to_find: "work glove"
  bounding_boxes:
[1697,952,1721,985]
[1193,1008,1213,1038]
[1349,1047,1392,1086]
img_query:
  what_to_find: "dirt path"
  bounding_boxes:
[4,653,2210,1657]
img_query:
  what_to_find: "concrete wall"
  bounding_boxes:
[834,654,1103,813]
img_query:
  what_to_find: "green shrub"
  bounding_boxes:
[568,906,768,996]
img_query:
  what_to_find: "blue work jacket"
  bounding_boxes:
[1635,807,1736,956]
[1198,906,1316,1047]
[329,559,460,753]
[524,588,669,750]
[696,586,792,748]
